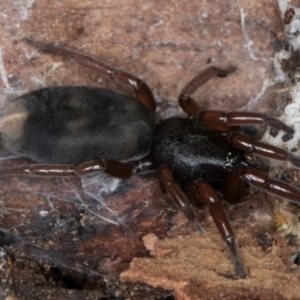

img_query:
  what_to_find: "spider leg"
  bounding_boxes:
[178,66,236,115]
[238,166,300,204]
[222,168,247,204]
[178,66,293,134]
[158,166,204,234]
[0,159,153,179]
[24,38,156,111]
[191,179,247,278]
[228,131,300,168]
[198,111,294,135]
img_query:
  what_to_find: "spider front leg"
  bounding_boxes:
[179,66,294,134]
[198,111,294,135]
[0,159,153,179]
[178,66,236,115]
[24,39,156,111]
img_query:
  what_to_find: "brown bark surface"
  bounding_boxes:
[1,1,300,299]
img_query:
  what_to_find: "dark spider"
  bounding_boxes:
[1,39,300,278]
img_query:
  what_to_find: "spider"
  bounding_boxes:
[1,39,300,278]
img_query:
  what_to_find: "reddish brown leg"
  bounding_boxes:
[178,66,236,115]
[238,166,300,203]
[24,38,156,111]
[178,66,293,134]
[199,112,294,135]
[228,131,300,167]
[158,166,204,234]
[222,168,247,204]
[191,179,246,278]
[0,159,153,179]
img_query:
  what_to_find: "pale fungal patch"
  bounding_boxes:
[260,2,300,158]
[280,3,300,50]
[273,50,290,83]
[261,81,300,157]
[39,210,49,217]
[10,0,36,21]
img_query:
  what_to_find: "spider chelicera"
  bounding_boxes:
[1,39,300,278]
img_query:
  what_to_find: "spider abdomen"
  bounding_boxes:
[0,87,156,165]
[151,118,245,184]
